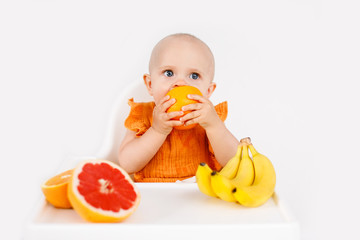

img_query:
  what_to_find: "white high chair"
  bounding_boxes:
[27,81,300,240]
[57,81,152,171]
[95,81,153,164]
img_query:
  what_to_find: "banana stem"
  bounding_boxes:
[240,137,251,145]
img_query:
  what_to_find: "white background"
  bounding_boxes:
[1,0,359,239]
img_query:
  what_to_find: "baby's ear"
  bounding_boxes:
[143,74,153,96]
[206,82,217,98]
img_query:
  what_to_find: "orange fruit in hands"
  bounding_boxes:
[166,85,203,130]
[67,159,141,223]
[41,169,73,209]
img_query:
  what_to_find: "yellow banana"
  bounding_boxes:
[219,144,242,179]
[232,144,276,207]
[210,171,237,202]
[195,162,217,197]
[231,144,254,187]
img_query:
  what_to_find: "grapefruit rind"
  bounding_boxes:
[68,159,141,223]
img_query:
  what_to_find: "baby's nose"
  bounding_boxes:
[173,78,188,88]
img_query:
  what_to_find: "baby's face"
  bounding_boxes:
[144,36,216,105]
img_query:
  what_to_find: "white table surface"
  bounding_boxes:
[24,183,299,240]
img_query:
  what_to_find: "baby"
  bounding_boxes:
[118,33,239,182]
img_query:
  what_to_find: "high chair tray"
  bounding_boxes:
[24,183,299,240]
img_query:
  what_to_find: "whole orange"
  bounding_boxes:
[166,85,202,130]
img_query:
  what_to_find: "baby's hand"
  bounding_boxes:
[179,94,223,131]
[152,95,184,135]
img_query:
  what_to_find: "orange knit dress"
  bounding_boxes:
[124,98,228,182]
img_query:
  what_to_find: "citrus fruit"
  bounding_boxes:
[68,159,141,223]
[41,169,73,209]
[166,85,203,130]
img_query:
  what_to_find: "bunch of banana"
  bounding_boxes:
[195,137,276,207]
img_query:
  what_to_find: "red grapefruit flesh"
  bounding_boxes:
[68,159,140,222]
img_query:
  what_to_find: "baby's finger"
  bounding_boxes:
[159,95,171,105]
[183,117,200,127]
[181,102,202,112]
[187,94,208,103]
[179,110,200,122]
[167,111,184,120]
[169,120,184,127]
[161,98,176,112]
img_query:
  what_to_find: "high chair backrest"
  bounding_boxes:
[96,81,153,163]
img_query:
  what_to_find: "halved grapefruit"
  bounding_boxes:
[68,159,140,223]
[41,169,73,209]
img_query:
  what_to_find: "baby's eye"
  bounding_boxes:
[164,70,174,77]
[190,73,199,80]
